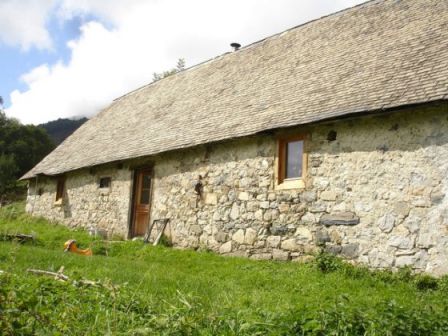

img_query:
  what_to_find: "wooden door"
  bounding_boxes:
[131,169,152,237]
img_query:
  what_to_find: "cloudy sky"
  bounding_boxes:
[1,0,366,125]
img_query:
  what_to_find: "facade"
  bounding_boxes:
[26,103,448,274]
[24,0,448,274]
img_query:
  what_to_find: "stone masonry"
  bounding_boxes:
[27,166,133,237]
[27,103,448,275]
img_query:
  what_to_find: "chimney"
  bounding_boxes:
[230,42,241,51]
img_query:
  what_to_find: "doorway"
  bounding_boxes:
[130,168,152,237]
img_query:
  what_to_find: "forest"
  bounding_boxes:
[0,102,87,203]
[0,111,54,202]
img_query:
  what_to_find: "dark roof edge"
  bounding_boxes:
[262,99,448,135]
[21,98,447,181]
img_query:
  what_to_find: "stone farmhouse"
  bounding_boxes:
[23,0,448,274]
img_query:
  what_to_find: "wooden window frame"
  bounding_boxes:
[276,135,308,190]
[55,176,66,203]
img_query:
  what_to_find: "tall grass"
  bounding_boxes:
[1,203,448,335]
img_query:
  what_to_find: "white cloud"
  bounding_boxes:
[6,0,366,124]
[0,0,54,50]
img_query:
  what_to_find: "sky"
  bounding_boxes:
[0,0,367,125]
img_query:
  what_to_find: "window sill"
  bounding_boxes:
[53,199,64,207]
[275,178,306,190]
[99,188,111,195]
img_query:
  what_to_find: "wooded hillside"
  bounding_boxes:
[39,117,88,145]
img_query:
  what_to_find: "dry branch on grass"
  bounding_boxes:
[27,266,98,286]
[2,233,35,243]
[27,267,69,281]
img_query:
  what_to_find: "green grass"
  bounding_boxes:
[1,203,448,335]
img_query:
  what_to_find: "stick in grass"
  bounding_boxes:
[27,267,101,286]
[27,268,69,281]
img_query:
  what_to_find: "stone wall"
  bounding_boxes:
[149,103,448,275]
[26,103,448,275]
[26,165,133,237]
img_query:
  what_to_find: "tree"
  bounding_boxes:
[0,154,18,198]
[0,111,55,176]
[0,100,55,201]
[152,58,186,82]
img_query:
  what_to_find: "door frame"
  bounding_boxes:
[128,166,154,238]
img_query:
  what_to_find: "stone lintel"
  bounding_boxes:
[319,212,360,226]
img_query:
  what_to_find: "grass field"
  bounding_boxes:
[1,203,448,335]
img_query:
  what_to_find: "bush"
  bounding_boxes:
[415,274,439,291]
[315,250,344,273]
[290,297,448,335]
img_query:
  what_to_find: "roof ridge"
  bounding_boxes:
[112,0,378,102]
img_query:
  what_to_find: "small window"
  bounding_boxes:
[285,140,303,179]
[139,174,151,205]
[99,177,111,189]
[55,177,65,201]
[277,136,307,188]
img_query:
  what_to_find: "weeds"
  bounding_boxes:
[415,274,439,291]
[315,250,445,293]
[291,297,448,335]
[315,249,344,273]
[2,203,448,335]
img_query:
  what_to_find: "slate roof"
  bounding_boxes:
[23,0,448,179]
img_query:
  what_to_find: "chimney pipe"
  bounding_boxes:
[230,42,241,51]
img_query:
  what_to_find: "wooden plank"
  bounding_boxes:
[153,219,169,246]
[143,219,156,243]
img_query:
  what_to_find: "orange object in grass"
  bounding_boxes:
[63,239,93,256]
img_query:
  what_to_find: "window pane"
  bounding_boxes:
[285,140,303,179]
[56,178,65,201]
[140,189,150,204]
[99,177,111,188]
[142,175,151,188]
